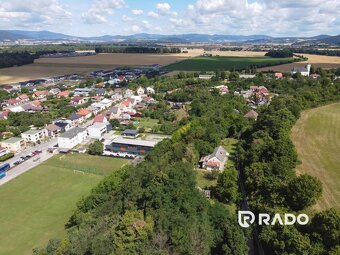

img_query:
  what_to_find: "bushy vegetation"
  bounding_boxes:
[265,49,293,58]
[238,76,340,254]
[0,52,37,68]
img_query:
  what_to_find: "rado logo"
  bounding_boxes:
[238,211,309,228]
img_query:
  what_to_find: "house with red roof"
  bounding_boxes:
[93,115,108,124]
[32,90,50,99]
[77,108,92,119]
[16,94,30,103]
[71,96,87,105]
[57,90,71,98]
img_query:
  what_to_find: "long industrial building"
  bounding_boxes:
[105,138,158,156]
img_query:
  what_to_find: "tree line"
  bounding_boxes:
[95,46,181,54]
[238,76,340,255]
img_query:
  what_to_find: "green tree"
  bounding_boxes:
[110,118,120,128]
[88,140,104,155]
[213,167,239,203]
[286,174,322,211]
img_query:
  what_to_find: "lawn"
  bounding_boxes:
[291,103,340,211]
[164,56,294,71]
[0,154,129,255]
[135,117,160,130]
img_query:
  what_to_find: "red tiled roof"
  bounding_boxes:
[93,115,106,123]
[77,108,92,116]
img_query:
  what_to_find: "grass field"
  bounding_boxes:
[0,154,129,255]
[291,103,340,211]
[164,56,294,71]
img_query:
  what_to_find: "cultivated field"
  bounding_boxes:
[291,103,340,211]
[0,50,267,85]
[259,54,340,72]
[0,154,129,255]
[164,56,294,71]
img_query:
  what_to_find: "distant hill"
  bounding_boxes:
[317,35,340,45]
[0,30,338,44]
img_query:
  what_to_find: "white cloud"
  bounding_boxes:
[131,9,143,15]
[156,2,171,14]
[0,0,71,28]
[82,0,125,24]
[131,25,141,33]
[147,11,159,19]
[122,15,133,22]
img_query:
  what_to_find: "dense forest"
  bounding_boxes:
[0,52,37,68]
[34,71,340,255]
[265,49,293,58]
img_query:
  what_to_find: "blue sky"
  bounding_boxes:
[0,0,339,37]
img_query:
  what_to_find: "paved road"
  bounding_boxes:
[0,138,58,186]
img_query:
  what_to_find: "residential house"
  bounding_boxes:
[32,90,49,100]
[213,85,229,95]
[57,90,71,98]
[21,103,44,112]
[136,86,145,96]
[310,73,321,79]
[86,105,100,115]
[21,129,48,143]
[199,146,228,171]
[49,88,61,96]
[1,137,26,153]
[54,121,72,132]
[244,110,258,120]
[58,127,88,149]
[3,99,21,107]
[275,72,283,79]
[95,88,106,96]
[16,94,30,103]
[71,96,87,105]
[107,106,121,119]
[68,113,84,126]
[74,88,93,96]
[93,115,108,124]
[99,98,113,109]
[146,86,155,94]
[46,124,62,137]
[0,111,10,120]
[77,109,92,119]
[124,89,134,98]
[87,122,108,139]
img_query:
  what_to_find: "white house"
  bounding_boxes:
[21,129,48,143]
[199,146,228,171]
[146,87,155,94]
[291,64,311,77]
[124,89,134,98]
[87,123,107,139]
[136,86,145,96]
[58,127,88,149]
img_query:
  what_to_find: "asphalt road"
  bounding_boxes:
[0,117,97,187]
[0,138,58,186]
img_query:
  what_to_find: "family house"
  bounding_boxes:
[1,137,26,153]
[54,121,72,132]
[77,109,92,119]
[16,94,30,103]
[71,96,87,105]
[291,64,311,77]
[46,124,62,137]
[32,90,49,99]
[146,87,155,94]
[93,115,108,124]
[199,146,228,172]
[68,113,84,126]
[136,86,145,96]
[21,129,48,144]
[57,90,71,98]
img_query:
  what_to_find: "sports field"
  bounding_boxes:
[291,103,340,211]
[164,56,294,71]
[0,154,129,255]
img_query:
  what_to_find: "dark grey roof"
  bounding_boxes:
[54,121,69,128]
[292,67,308,72]
[59,127,86,139]
[69,113,81,121]
[123,129,139,135]
[210,146,227,162]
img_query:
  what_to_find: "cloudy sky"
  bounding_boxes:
[0,0,339,37]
